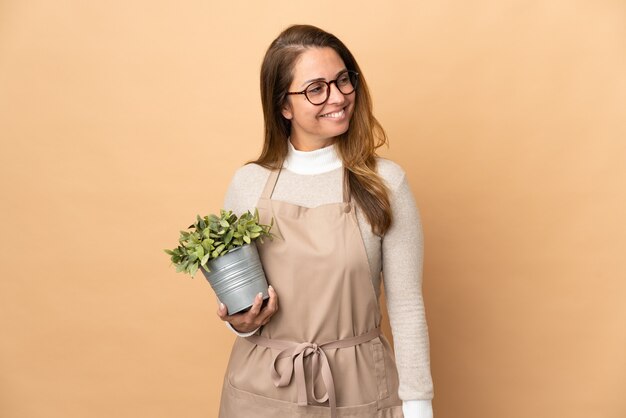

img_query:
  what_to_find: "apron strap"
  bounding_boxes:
[261,167,281,200]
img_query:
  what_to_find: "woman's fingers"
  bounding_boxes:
[258,285,279,324]
[216,286,279,332]
[217,302,229,320]
[248,292,264,317]
[266,285,278,315]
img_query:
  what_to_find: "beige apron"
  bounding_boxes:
[219,167,404,418]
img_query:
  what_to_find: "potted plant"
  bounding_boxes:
[164,208,275,315]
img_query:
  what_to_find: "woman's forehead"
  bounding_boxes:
[291,47,346,85]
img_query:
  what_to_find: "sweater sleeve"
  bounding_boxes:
[219,167,262,337]
[381,172,435,403]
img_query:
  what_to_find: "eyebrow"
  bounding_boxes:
[300,69,348,87]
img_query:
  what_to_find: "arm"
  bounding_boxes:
[382,172,435,418]
[217,166,278,337]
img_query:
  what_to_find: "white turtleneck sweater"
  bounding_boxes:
[222,139,434,418]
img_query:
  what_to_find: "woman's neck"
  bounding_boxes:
[283,137,342,175]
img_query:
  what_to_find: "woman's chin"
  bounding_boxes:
[325,121,350,137]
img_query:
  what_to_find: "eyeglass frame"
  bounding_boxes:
[286,70,359,106]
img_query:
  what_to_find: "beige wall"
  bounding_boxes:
[1,1,625,417]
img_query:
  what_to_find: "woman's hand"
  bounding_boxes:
[217,285,279,333]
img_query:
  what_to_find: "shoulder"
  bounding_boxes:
[230,162,270,182]
[227,163,272,191]
[374,157,407,191]
[223,163,272,212]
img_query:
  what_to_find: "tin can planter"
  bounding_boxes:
[200,241,269,315]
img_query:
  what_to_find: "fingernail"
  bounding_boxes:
[219,303,225,311]
[258,292,263,298]
[268,285,274,292]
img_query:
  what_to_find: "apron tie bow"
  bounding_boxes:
[269,341,335,409]
[246,327,381,418]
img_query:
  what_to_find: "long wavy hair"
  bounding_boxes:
[247,24,392,236]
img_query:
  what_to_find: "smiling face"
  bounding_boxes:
[281,47,356,151]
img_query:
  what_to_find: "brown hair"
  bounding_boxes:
[247,24,392,236]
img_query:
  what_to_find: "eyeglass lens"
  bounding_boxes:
[305,71,358,105]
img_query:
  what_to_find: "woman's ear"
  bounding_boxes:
[281,100,293,120]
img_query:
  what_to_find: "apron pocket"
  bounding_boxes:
[225,376,394,417]
[223,374,298,416]
[370,337,390,401]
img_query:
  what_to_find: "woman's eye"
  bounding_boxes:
[338,75,350,85]
[307,85,324,95]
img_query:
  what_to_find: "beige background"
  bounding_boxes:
[1,1,625,417]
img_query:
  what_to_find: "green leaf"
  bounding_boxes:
[175,261,187,273]
[224,229,234,245]
[211,243,225,258]
[189,262,199,277]
[243,235,251,244]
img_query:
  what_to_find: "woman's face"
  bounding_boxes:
[281,47,356,150]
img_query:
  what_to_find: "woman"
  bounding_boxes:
[215,24,434,418]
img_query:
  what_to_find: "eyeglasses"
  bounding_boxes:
[286,70,359,106]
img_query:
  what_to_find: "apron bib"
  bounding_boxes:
[219,167,403,418]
